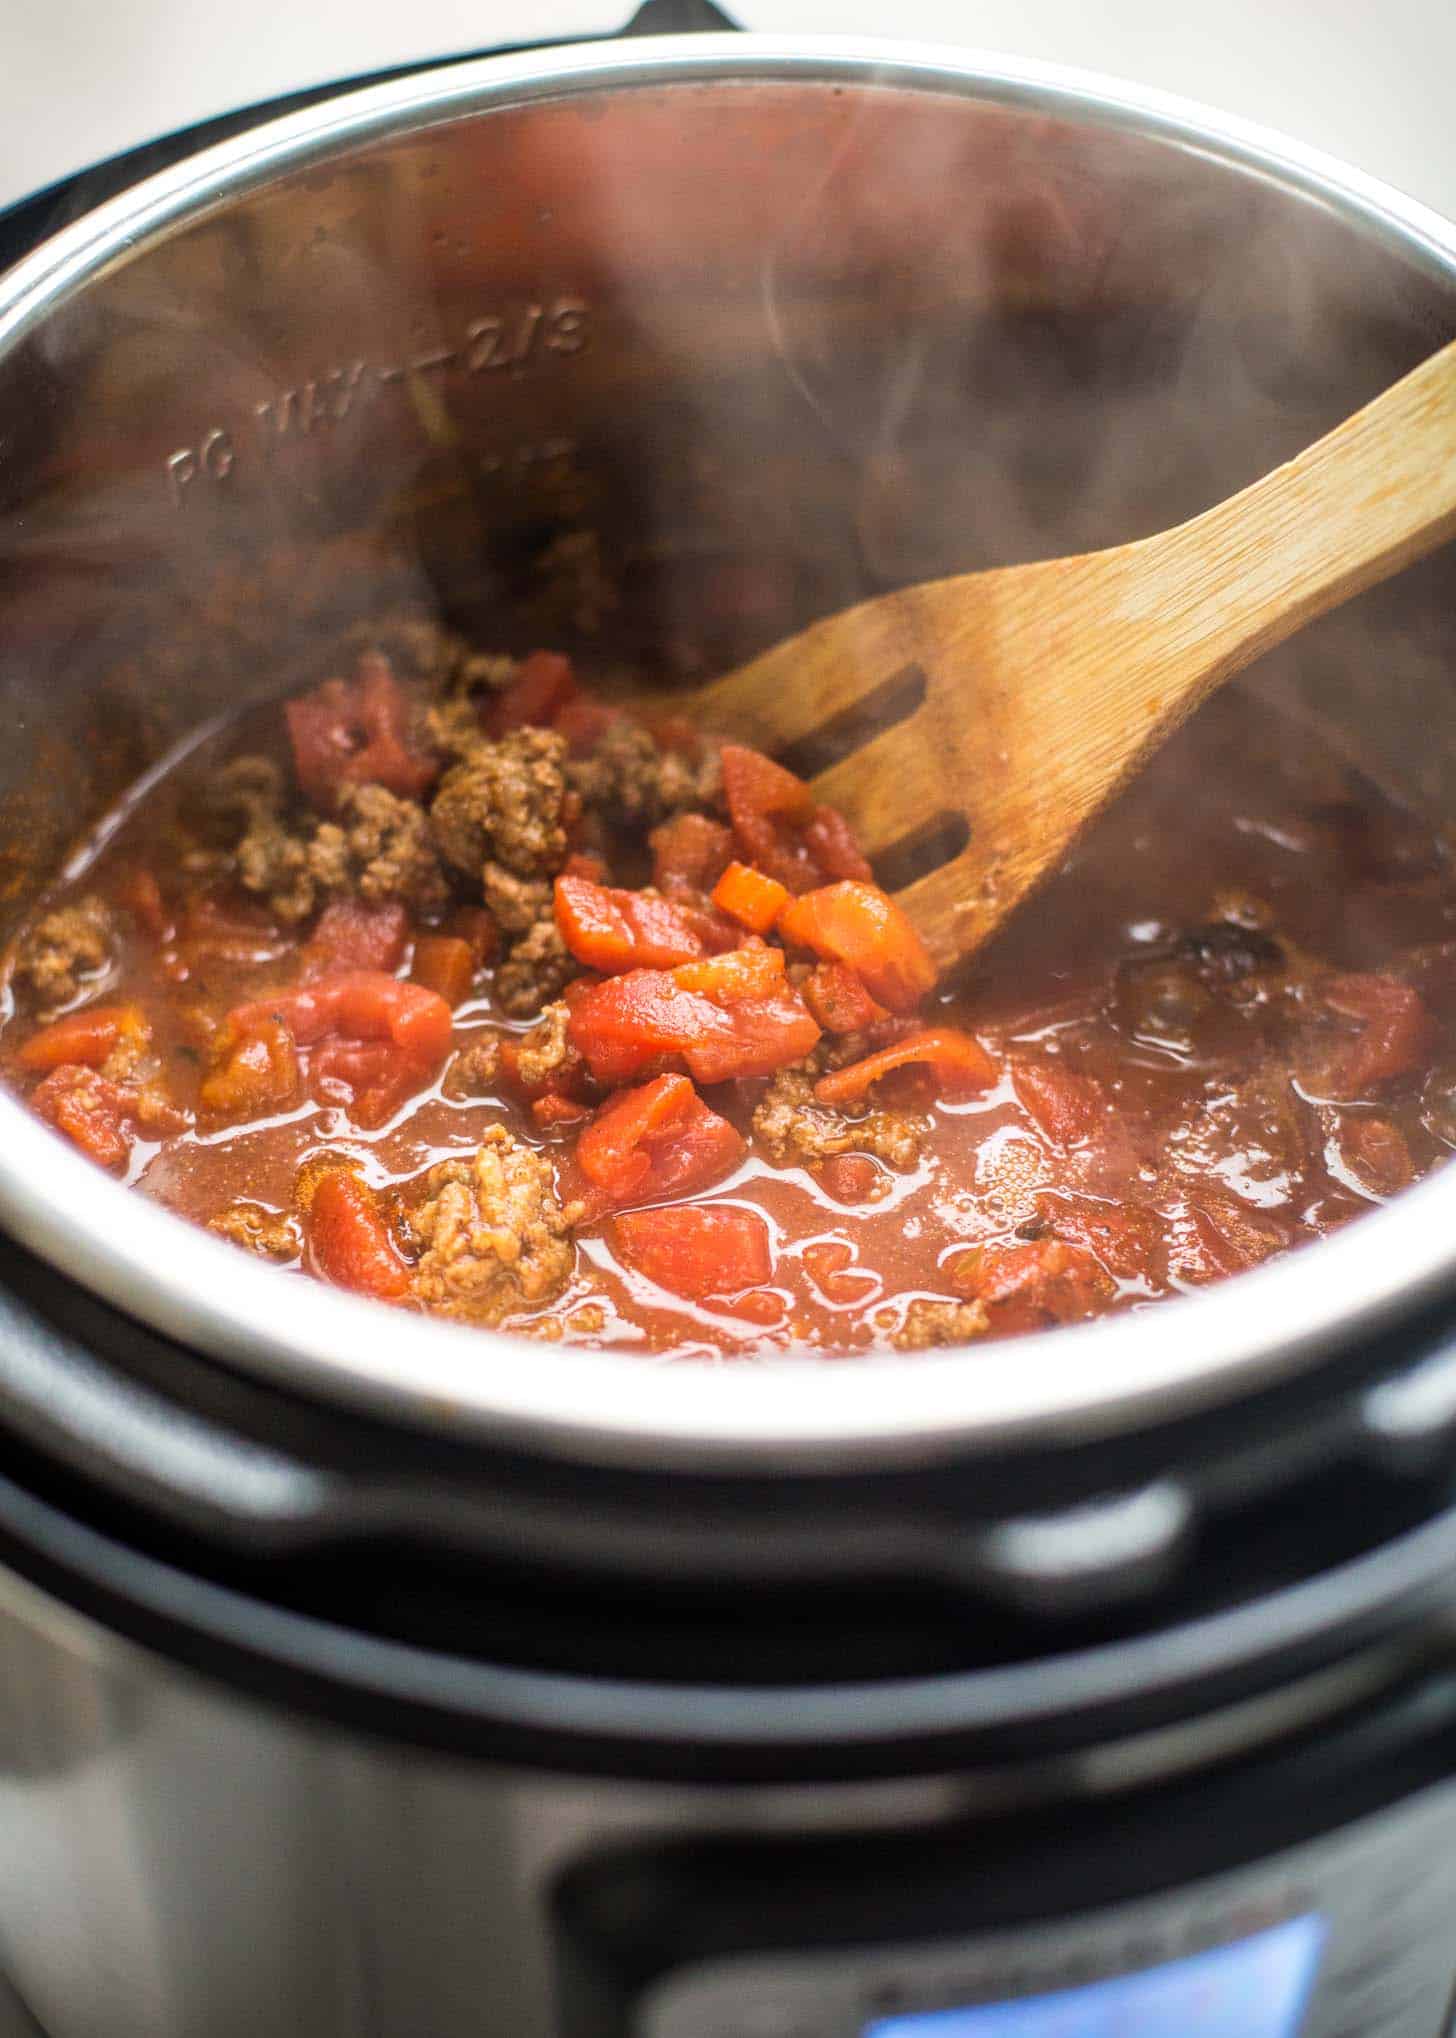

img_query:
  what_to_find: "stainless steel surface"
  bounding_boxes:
[3,36,1456,1466]
[0,1558,1435,2038]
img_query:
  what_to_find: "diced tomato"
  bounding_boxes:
[482,650,577,737]
[568,948,820,1087]
[176,892,289,967]
[409,934,476,1008]
[554,874,734,975]
[651,714,704,759]
[948,1238,1114,1332]
[562,851,612,886]
[1011,1059,1105,1146]
[776,881,936,1013]
[575,1073,745,1214]
[711,861,791,935]
[816,1153,883,1204]
[199,1016,301,1125]
[285,651,437,812]
[554,697,621,757]
[447,906,501,968]
[814,1027,995,1108]
[801,962,890,1035]
[669,945,783,999]
[720,743,872,894]
[649,812,735,891]
[800,806,874,883]
[304,1169,410,1301]
[613,1204,772,1300]
[30,1064,133,1170]
[1333,1114,1414,1198]
[304,899,409,978]
[1035,1191,1162,1282]
[312,1038,433,1128]
[721,743,814,830]
[1320,973,1435,1095]
[1169,1192,1287,1283]
[114,867,171,941]
[18,1003,150,1073]
[225,972,453,1063]
[801,1238,879,1305]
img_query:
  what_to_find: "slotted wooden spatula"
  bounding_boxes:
[684,337,1456,974]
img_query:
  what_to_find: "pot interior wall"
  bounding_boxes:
[0,78,1453,926]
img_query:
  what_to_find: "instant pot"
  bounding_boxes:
[8,9,1456,2035]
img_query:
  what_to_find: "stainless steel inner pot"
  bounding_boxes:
[2,34,1456,1469]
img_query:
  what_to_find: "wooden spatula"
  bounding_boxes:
[685,337,1456,974]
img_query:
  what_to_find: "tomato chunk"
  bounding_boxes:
[304,899,410,978]
[711,861,791,934]
[19,1003,150,1073]
[816,1153,883,1204]
[649,812,735,891]
[226,972,453,1063]
[1320,973,1435,1095]
[554,697,621,757]
[199,1016,301,1125]
[1334,1114,1414,1198]
[814,1027,995,1108]
[1036,1191,1162,1282]
[777,881,936,1013]
[410,934,476,1008]
[575,1074,745,1214]
[115,867,171,941]
[720,744,873,894]
[1011,1059,1106,1146]
[447,906,501,968]
[800,805,873,884]
[483,650,578,737]
[313,1038,434,1128]
[285,651,436,811]
[304,1170,410,1301]
[30,1064,133,1171]
[613,1204,772,1301]
[949,1238,1114,1332]
[554,874,733,974]
[801,962,890,1035]
[569,948,820,1086]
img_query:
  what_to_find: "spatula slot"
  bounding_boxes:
[774,663,927,782]
[873,810,970,895]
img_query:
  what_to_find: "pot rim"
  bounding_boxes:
[3,32,1456,1473]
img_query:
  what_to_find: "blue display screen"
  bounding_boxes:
[863,1915,1326,2038]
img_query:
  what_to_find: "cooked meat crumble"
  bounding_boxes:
[409,1126,578,1324]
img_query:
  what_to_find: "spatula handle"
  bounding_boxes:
[1153,334,1456,685]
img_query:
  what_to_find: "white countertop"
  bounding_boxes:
[2,0,1453,222]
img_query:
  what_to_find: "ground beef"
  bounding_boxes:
[207,1201,301,1260]
[512,1001,576,1089]
[430,727,570,883]
[752,1060,926,1171]
[496,919,577,1018]
[443,1035,503,1100]
[567,719,722,832]
[16,896,114,1010]
[309,784,449,915]
[409,1125,577,1324]
[219,756,316,923]
[890,1298,991,1351]
[482,865,552,934]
